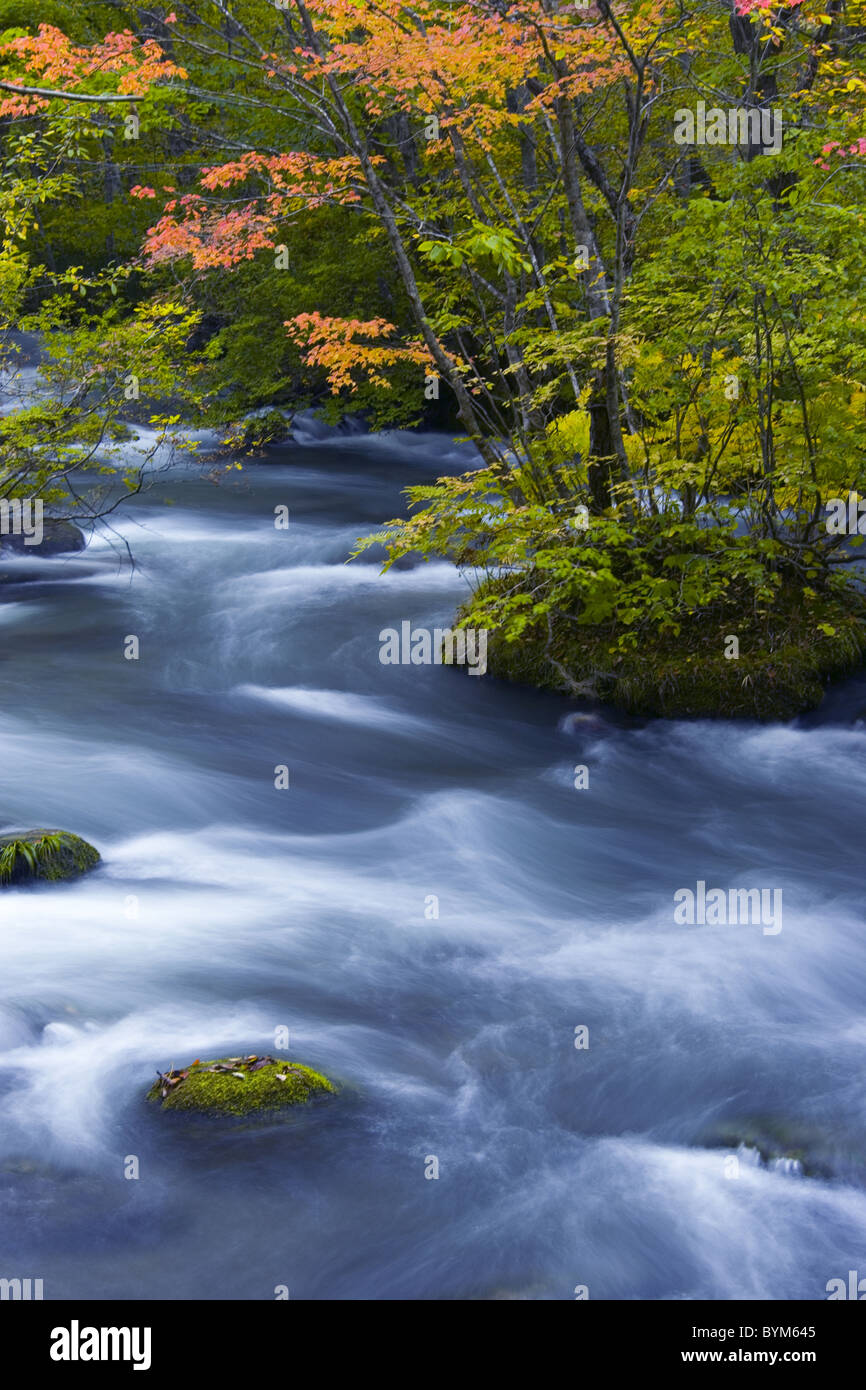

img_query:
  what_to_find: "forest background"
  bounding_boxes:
[1,0,865,716]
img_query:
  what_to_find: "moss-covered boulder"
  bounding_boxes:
[0,829,100,886]
[147,1055,336,1115]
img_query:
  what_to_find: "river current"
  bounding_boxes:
[2,423,866,1300]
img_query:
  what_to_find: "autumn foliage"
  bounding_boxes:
[0,23,186,117]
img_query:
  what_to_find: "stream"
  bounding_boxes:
[2,423,866,1300]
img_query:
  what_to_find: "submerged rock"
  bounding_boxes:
[702,1117,835,1179]
[732,1142,803,1178]
[0,520,86,557]
[0,829,100,886]
[147,1055,336,1115]
[558,711,608,735]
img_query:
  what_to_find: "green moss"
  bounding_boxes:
[470,580,866,721]
[0,829,100,885]
[147,1055,336,1115]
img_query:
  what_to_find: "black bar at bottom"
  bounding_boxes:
[1,1298,860,1376]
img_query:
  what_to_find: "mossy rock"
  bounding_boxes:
[0,829,100,886]
[147,1055,336,1115]
[469,579,866,721]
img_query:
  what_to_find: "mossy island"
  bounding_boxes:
[147,1055,336,1116]
[463,577,866,722]
[0,829,100,886]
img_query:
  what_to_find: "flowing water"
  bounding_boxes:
[2,425,866,1300]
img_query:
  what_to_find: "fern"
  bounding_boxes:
[0,833,65,884]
